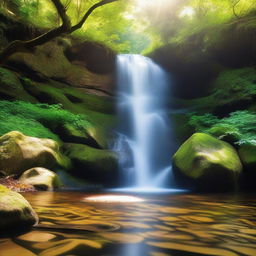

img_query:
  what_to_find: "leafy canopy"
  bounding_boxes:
[1,0,255,53]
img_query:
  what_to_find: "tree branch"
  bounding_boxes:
[232,0,241,19]
[51,0,71,30]
[71,0,118,32]
[0,0,119,65]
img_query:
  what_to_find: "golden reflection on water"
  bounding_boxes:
[1,192,256,256]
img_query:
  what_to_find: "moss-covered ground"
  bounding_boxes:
[0,100,92,142]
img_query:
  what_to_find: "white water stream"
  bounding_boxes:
[113,54,175,191]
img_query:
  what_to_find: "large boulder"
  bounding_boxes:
[19,167,62,191]
[0,131,67,176]
[0,185,38,231]
[63,143,118,186]
[173,133,243,192]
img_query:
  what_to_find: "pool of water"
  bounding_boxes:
[1,191,256,256]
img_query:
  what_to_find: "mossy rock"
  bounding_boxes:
[9,40,114,95]
[21,79,117,148]
[0,185,38,231]
[0,68,37,102]
[57,123,100,148]
[19,167,62,191]
[56,122,114,150]
[63,143,119,186]
[173,133,242,192]
[22,78,116,126]
[0,67,22,89]
[0,131,69,176]
[86,125,114,149]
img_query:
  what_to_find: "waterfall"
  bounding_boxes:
[113,54,175,191]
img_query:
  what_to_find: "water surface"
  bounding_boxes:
[1,191,256,256]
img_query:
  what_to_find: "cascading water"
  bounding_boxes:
[113,54,177,192]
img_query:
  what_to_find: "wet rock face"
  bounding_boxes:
[0,184,38,231]
[7,40,115,96]
[64,41,116,75]
[150,44,219,99]
[150,17,256,99]
[19,167,62,191]
[0,131,65,176]
[173,133,243,192]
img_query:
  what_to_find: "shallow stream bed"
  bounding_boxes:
[1,191,256,256]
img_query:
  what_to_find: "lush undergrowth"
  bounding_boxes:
[212,67,256,106]
[0,100,91,141]
[189,110,256,146]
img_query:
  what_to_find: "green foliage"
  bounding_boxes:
[1,0,255,53]
[0,100,92,141]
[212,67,256,105]
[1,0,136,53]
[138,0,256,48]
[189,113,219,130]
[189,110,256,145]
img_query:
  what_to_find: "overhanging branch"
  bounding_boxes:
[71,0,118,32]
[0,0,119,65]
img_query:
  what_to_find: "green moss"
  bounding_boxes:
[0,184,9,193]
[173,133,242,179]
[0,68,21,89]
[0,68,37,102]
[0,184,38,230]
[22,78,116,127]
[0,100,93,142]
[173,67,256,114]
[0,131,70,175]
[173,133,242,192]
[65,143,117,172]
[64,143,118,186]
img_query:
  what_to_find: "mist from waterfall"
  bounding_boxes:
[113,54,175,191]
